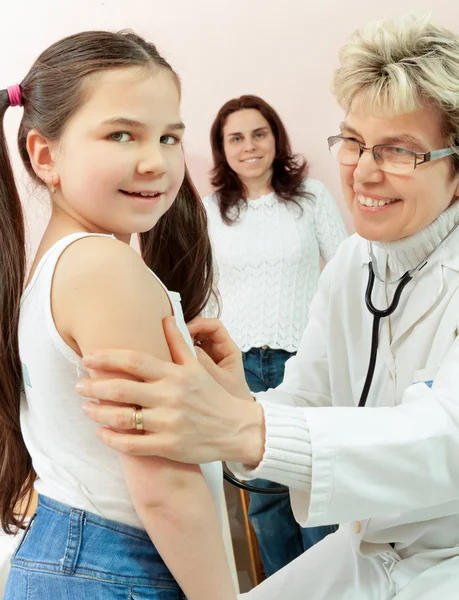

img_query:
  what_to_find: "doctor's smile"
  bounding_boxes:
[355,193,401,211]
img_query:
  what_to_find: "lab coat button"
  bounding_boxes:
[352,521,361,534]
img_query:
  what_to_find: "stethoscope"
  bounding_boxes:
[224,220,459,494]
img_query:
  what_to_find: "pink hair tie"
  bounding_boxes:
[7,84,22,107]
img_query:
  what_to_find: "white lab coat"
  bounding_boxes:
[239,230,459,599]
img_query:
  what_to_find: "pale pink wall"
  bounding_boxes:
[2,1,458,255]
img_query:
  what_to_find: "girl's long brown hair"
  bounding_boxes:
[210,95,312,224]
[0,30,215,534]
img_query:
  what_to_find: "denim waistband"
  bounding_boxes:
[10,495,179,588]
[37,494,151,541]
[242,347,296,359]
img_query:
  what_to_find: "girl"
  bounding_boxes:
[0,30,236,600]
[203,95,346,576]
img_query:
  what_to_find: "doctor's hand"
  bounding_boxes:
[77,316,264,466]
[187,317,253,402]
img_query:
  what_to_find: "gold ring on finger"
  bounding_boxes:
[131,406,137,429]
[135,408,144,431]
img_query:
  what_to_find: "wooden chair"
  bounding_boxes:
[239,489,265,586]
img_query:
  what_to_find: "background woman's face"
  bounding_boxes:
[340,102,459,242]
[222,109,276,186]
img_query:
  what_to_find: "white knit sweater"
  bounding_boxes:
[203,178,348,351]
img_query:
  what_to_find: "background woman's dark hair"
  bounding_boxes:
[210,95,311,224]
[0,30,215,534]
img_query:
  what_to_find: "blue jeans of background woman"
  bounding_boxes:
[5,495,186,600]
[242,347,338,578]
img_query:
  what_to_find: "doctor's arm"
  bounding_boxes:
[293,340,459,527]
[78,245,459,529]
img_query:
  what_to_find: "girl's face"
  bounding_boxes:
[222,109,276,187]
[339,102,459,242]
[49,67,185,239]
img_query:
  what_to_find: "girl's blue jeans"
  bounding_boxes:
[5,495,186,599]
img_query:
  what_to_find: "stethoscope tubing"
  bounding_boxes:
[359,265,412,407]
[224,263,415,494]
[223,467,289,494]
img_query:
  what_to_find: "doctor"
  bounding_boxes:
[79,14,459,599]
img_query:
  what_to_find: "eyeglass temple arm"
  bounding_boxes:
[417,147,459,166]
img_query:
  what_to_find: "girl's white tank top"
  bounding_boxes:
[18,232,223,528]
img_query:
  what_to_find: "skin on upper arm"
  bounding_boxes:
[51,235,203,507]
[52,236,171,359]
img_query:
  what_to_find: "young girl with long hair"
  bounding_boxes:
[0,30,236,600]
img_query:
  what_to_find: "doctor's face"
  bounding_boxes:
[339,103,459,242]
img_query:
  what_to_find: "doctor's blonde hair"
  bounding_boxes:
[333,13,459,174]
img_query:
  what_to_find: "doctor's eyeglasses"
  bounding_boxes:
[327,135,459,175]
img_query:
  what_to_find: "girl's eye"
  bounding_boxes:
[161,134,180,145]
[231,136,241,143]
[109,132,132,143]
[256,132,266,138]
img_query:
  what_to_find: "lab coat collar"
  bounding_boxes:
[441,237,459,272]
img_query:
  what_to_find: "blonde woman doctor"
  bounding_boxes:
[80,14,459,599]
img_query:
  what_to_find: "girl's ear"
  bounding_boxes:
[26,129,60,190]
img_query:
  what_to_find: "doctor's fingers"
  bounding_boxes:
[82,349,173,380]
[188,317,237,347]
[82,402,170,433]
[95,428,187,459]
[77,377,168,407]
[188,318,240,362]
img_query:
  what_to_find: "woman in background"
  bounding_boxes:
[202,95,347,576]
